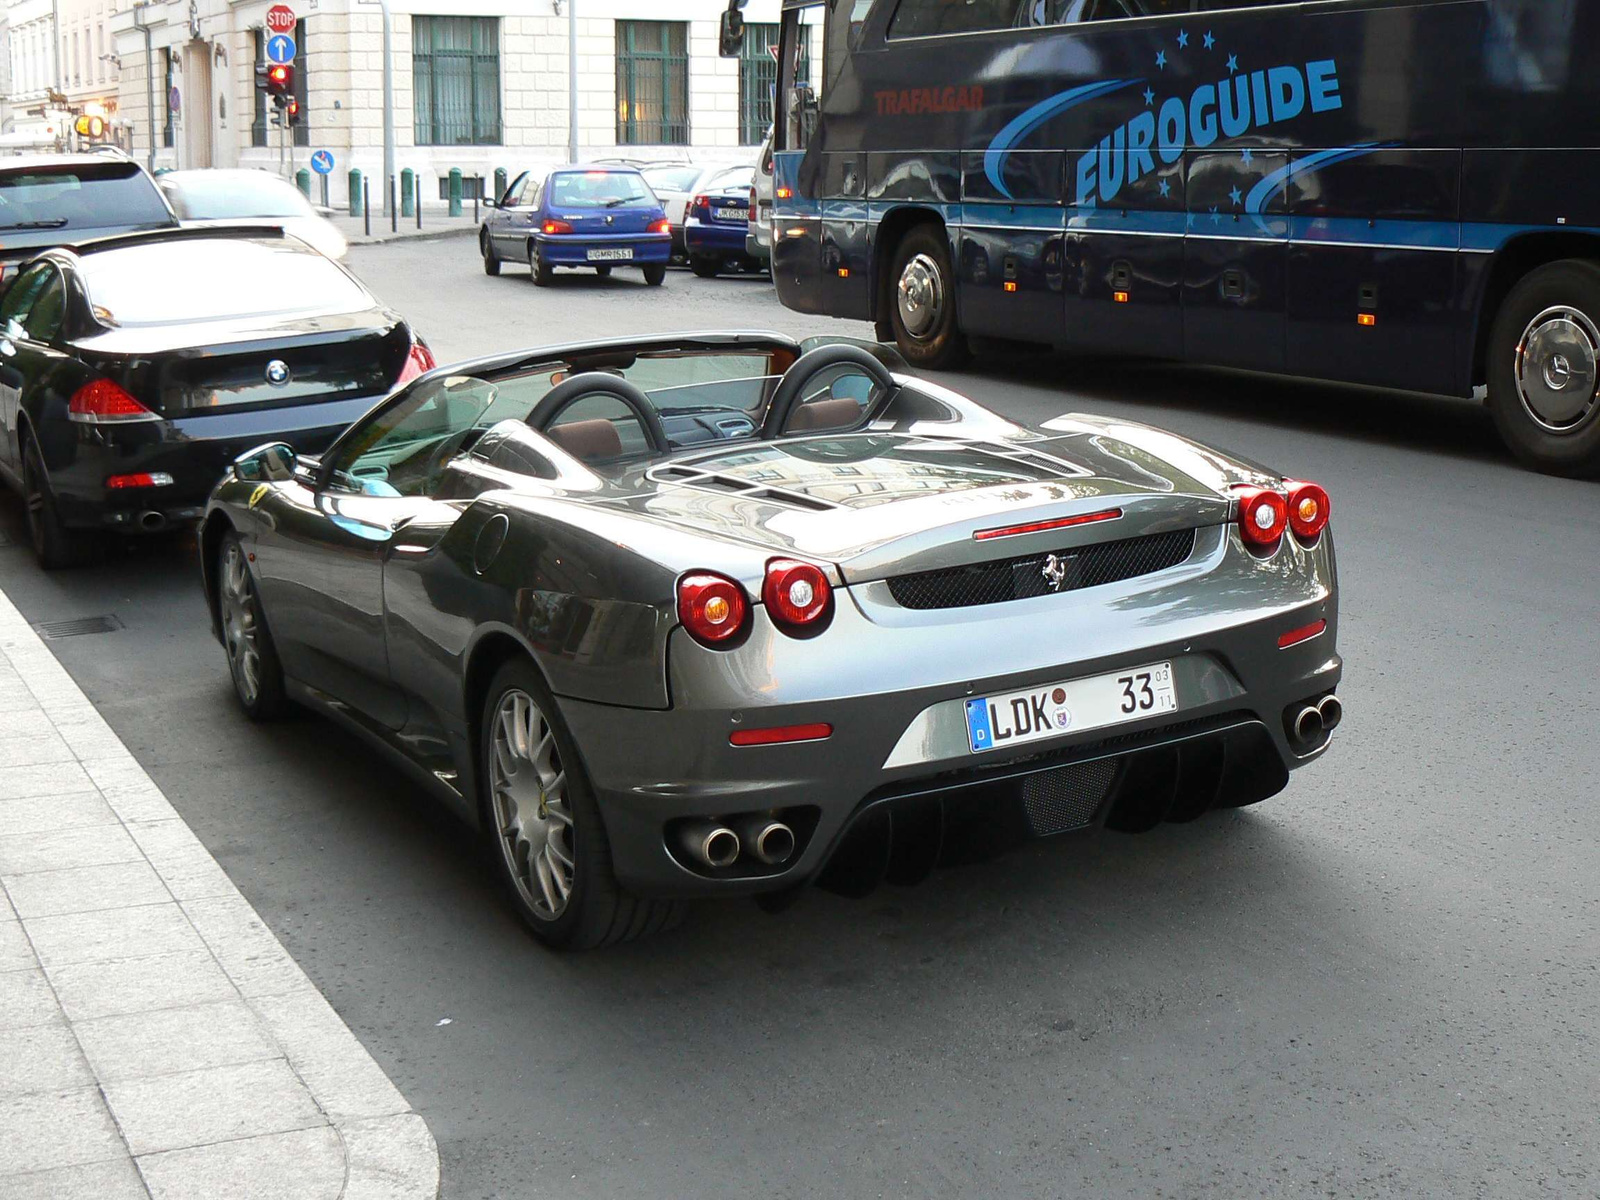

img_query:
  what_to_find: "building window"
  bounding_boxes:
[738,24,809,145]
[253,23,309,149]
[615,21,688,145]
[412,16,501,146]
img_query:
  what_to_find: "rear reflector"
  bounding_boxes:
[1278,619,1327,649]
[729,722,833,747]
[973,508,1122,542]
[105,472,174,489]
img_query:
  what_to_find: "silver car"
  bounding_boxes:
[202,332,1342,949]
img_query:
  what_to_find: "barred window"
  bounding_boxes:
[413,16,501,146]
[615,21,688,145]
[738,24,810,145]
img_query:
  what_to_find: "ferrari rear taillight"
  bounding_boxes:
[68,379,155,424]
[1234,486,1289,547]
[678,571,749,647]
[542,219,574,235]
[762,558,832,634]
[649,218,670,234]
[395,338,436,387]
[1285,480,1331,541]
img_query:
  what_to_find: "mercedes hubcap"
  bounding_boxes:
[490,689,574,921]
[897,253,945,340]
[1516,306,1600,433]
[220,543,261,705]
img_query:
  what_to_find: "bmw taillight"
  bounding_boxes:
[1285,480,1331,541]
[678,571,749,647]
[763,558,832,635]
[542,219,573,234]
[68,379,156,424]
[395,338,436,387]
[1234,486,1289,548]
[649,218,670,234]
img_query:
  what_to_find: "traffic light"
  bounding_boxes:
[285,96,300,126]
[265,63,292,103]
[72,114,106,139]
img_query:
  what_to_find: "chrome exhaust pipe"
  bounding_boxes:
[678,822,740,869]
[1317,694,1343,733]
[138,510,166,532]
[737,818,796,866]
[1292,704,1324,746]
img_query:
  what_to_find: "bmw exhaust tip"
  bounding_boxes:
[1292,704,1325,747]
[739,818,796,866]
[139,511,167,532]
[1317,694,1343,733]
[680,822,740,869]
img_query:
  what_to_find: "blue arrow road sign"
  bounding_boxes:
[310,150,334,176]
[266,33,296,63]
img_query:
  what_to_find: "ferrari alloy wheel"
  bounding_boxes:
[887,223,969,370]
[1488,259,1600,477]
[218,533,287,719]
[489,688,576,921]
[479,658,683,949]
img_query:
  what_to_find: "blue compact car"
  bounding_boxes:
[481,166,670,287]
[684,167,759,278]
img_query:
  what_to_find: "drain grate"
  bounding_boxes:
[34,614,124,640]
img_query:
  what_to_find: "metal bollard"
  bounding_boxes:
[401,167,415,218]
[447,167,463,218]
[493,166,507,204]
[389,175,398,233]
[348,169,363,218]
[295,169,311,199]
[473,176,480,224]
[363,182,370,238]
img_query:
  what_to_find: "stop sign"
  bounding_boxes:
[266,4,295,34]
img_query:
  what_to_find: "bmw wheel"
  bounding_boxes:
[887,223,969,370]
[528,241,553,287]
[480,657,682,949]
[218,532,287,720]
[21,436,100,570]
[480,230,501,276]
[1487,259,1600,477]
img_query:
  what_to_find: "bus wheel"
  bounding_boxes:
[888,224,968,370]
[1487,259,1600,477]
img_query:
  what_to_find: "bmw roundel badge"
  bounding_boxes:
[265,359,291,386]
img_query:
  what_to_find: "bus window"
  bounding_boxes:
[887,0,1038,39]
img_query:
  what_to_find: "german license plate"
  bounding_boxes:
[964,662,1177,754]
[587,247,632,261]
[714,207,745,222]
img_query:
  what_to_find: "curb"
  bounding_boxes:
[0,585,440,1199]
[338,223,480,248]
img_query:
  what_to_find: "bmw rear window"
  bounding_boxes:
[0,162,171,232]
[549,171,652,208]
[80,237,371,326]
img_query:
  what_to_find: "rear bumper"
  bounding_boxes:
[562,526,1341,898]
[537,232,670,266]
[44,393,381,531]
[685,218,753,257]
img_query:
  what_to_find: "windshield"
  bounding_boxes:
[704,167,755,192]
[0,163,171,231]
[640,165,700,193]
[81,238,371,326]
[549,171,653,208]
[162,172,313,220]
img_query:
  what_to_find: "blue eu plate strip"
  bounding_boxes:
[965,697,993,753]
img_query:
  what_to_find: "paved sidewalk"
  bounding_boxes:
[330,208,482,246]
[0,587,439,1199]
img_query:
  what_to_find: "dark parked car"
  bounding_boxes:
[201,331,1341,950]
[684,167,759,277]
[480,166,670,286]
[0,153,176,282]
[0,227,433,568]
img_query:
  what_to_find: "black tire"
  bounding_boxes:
[1486,259,1600,477]
[690,256,720,279]
[642,264,666,287]
[21,436,100,570]
[595,265,612,277]
[216,531,288,720]
[480,230,501,276]
[528,241,553,287]
[885,222,969,370]
[479,657,683,950]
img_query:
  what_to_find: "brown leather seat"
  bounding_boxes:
[786,397,861,433]
[545,418,623,461]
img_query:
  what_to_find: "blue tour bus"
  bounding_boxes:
[719,0,1600,476]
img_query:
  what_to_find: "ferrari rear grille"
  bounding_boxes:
[1021,758,1119,836]
[886,528,1196,610]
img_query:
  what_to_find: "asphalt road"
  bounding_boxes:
[1,237,1596,1199]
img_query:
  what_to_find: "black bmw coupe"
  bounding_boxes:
[0,226,433,567]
